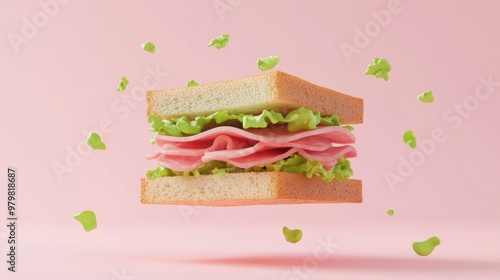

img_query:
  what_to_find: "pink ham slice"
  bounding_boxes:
[157,155,204,172]
[225,148,299,168]
[147,135,256,158]
[148,125,357,171]
[155,125,355,145]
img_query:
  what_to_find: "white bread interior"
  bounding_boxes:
[141,172,362,206]
[146,71,363,124]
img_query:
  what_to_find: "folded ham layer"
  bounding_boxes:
[147,125,357,171]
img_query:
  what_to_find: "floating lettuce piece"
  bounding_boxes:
[257,56,280,71]
[207,34,230,49]
[141,41,156,53]
[413,236,441,256]
[418,90,434,103]
[403,130,417,148]
[73,210,97,232]
[149,108,343,136]
[116,76,129,92]
[187,79,199,87]
[146,155,353,182]
[283,227,303,243]
[86,132,106,150]
[387,209,395,216]
[364,57,391,81]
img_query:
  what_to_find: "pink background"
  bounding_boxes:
[1,0,500,279]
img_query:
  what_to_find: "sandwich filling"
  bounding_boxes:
[146,107,357,182]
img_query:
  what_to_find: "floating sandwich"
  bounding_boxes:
[141,71,363,206]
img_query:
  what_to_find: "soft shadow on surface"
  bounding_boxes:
[178,254,500,272]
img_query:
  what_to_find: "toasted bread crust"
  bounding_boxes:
[146,71,363,124]
[140,172,362,206]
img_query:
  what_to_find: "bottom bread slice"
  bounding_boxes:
[140,172,362,206]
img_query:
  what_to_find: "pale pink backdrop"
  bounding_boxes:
[1,0,500,279]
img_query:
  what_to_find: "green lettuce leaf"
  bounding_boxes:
[146,154,353,182]
[149,107,344,136]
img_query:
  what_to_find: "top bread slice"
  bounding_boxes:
[146,71,363,125]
